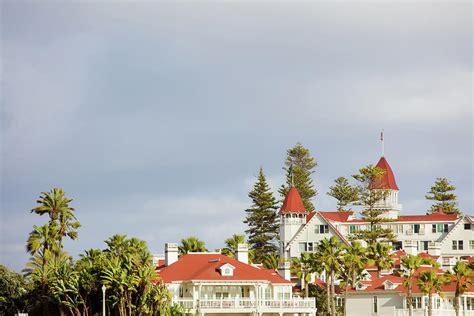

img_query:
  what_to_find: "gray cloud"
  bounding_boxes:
[1,1,472,271]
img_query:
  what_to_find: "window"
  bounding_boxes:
[299,243,307,253]
[406,296,421,309]
[432,224,436,233]
[398,224,404,233]
[349,225,356,234]
[444,224,449,232]
[414,297,422,309]
[465,223,472,230]
[216,292,229,299]
[452,240,464,250]
[392,241,403,251]
[470,240,474,250]
[308,242,314,252]
[437,224,444,233]
[316,225,329,234]
[373,296,378,313]
[422,241,429,251]
[413,224,420,234]
[467,297,474,310]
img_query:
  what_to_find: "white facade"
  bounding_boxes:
[346,292,474,316]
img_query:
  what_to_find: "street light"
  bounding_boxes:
[102,284,106,316]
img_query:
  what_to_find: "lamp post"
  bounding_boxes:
[102,284,106,316]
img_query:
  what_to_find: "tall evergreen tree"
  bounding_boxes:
[244,167,279,263]
[327,177,359,212]
[350,165,396,245]
[425,177,460,215]
[279,143,317,212]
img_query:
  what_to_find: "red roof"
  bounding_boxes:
[319,211,353,222]
[281,187,306,213]
[318,211,458,223]
[157,253,291,284]
[306,211,316,222]
[370,157,399,190]
[397,211,458,222]
[346,267,473,294]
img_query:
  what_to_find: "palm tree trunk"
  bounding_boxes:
[428,293,432,316]
[408,283,413,316]
[326,274,331,315]
[344,285,348,316]
[305,275,309,298]
[454,292,460,316]
[331,270,336,316]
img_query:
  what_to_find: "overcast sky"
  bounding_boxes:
[1,1,472,271]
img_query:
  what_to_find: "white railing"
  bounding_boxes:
[394,308,474,316]
[172,297,316,311]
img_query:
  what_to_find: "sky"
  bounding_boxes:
[1,1,472,272]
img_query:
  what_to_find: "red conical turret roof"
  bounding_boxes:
[370,157,399,190]
[281,187,307,213]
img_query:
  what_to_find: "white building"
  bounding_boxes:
[344,262,474,316]
[156,243,316,316]
[279,155,474,271]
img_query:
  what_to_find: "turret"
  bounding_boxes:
[370,156,402,219]
[279,187,307,280]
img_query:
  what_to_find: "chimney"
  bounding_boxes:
[165,243,178,266]
[278,261,291,281]
[235,244,249,264]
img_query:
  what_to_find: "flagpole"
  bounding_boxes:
[381,130,384,157]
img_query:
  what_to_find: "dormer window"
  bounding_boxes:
[219,263,235,276]
[383,280,398,290]
[355,282,368,291]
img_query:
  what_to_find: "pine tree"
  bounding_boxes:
[425,177,460,215]
[244,167,279,263]
[350,165,396,245]
[327,177,359,212]
[279,143,317,212]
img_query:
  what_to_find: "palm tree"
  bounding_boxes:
[447,261,473,316]
[416,270,449,316]
[221,234,254,262]
[31,188,80,252]
[291,252,314,298]
[400,254,439,316]
[341,241,367,316]
[316,236,343,316]
[25,224,60,314]
[262,253,280,270]
[178,236,207,255]
[367,242,393,278]
[48,256,83,316]
[222,234,245,256]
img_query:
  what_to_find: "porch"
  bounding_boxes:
[172,297,316,315]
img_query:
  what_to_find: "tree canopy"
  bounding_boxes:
[279,143,318,212]
[244,167,279,263]
[425,177,460,215]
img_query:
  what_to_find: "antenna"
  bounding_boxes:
[380,129,385,157]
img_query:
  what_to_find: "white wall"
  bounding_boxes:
[346,293,404,316]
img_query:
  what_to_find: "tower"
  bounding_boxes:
[371,156,402,218]
[278,187,307,280]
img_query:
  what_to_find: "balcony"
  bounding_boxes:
[172,297,316,313]
[394,308,474,316]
